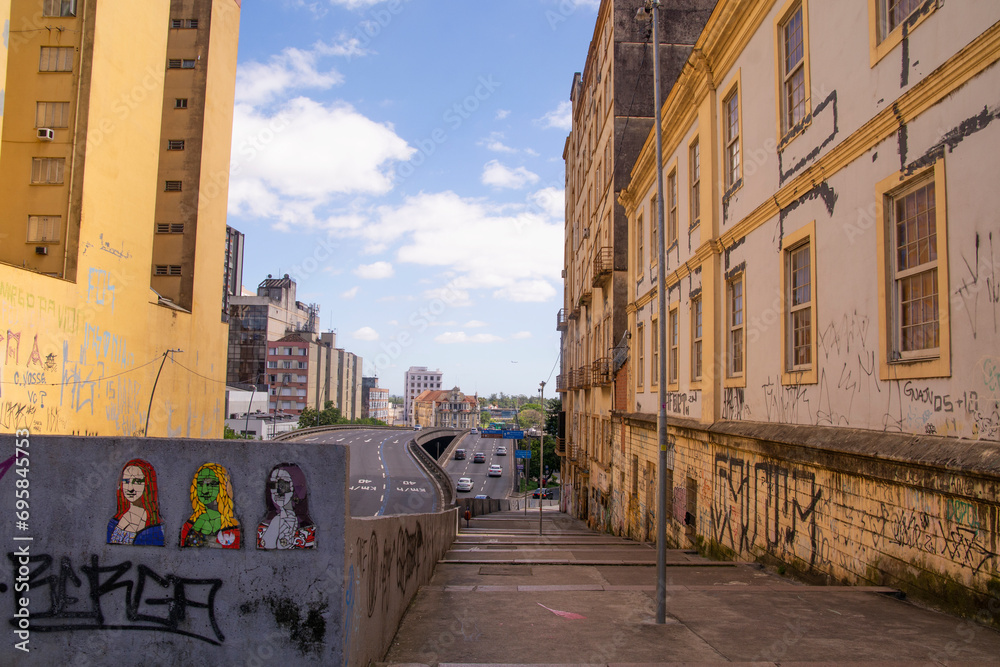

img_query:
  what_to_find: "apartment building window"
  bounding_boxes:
[689,138,700,229]
[728,273,745,378]
[30,158,65,184]
[636,213,644,274]
[871,0,937,64]
[43,0,76,17]
[167,140,185,151]
[669,307,679,386]
[156,223,185,234]
[874,163,950,380]
[39,47,74,72]
[174,98,189,109]
[691,296,703,381]
[168,59,196,69]
[267,361,277,369]
[649,196,658,268]
[667,170,678,247]
[777,1,809,138]
[27,215,61,243]
[650,319,659,386]
[723,82,741,191]
[636,323,645,389]
[164,181,182,191]
[36,102,70,128]
[783,222,817,383]
[170,18,198,28]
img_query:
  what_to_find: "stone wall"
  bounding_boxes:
[609,418,1000,624]
[0,433,456,664]
[342,509,457,666]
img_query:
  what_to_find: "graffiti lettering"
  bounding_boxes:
[7,553,224,644]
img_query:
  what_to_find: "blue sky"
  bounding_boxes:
[228,0,600,397]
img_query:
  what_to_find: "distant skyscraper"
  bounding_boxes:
[403,366,442,425]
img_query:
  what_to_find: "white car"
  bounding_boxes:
[471,427,479,434]
[456,477,474,492]
[488,464,502,477]
[496,445,507,455]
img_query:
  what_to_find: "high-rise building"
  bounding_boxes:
[361,376,388,422]
[403,366,442,425]
[0,0,241,437]
[558,0,715,519]
[222,225,244,322]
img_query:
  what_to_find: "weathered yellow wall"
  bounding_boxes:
[0,0,232,438]
[0,0,9,140]
[606,419,1000,623]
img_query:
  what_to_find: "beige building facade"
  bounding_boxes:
[413,388,477,430]
[564,0,1000,620]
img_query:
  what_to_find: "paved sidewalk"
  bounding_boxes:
[381,508,1000,666]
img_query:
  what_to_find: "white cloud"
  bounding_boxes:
[235,40,365,106]
[341,286,359,299]
[464,320,487,328]
[317,191,563,305]
[481,160,540,189]
[539,100,572,131]
[353,326,380,341]
[228,98,414,228]
[435,332,503,344]
[354,261,394,279]
[528,187,565,220]
[327,0,387,8]
[387,319,399,326]
[480,132,517,153]
[495,109,511,120]
[511,331,533,339]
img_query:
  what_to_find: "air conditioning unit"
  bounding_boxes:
[37,128,55,141]
[35,246,48,255]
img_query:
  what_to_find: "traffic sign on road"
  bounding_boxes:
[502,430,524,439]
[514,449,531,459]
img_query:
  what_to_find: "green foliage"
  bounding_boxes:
[544,397,561,435]
[223,424,251,439]
[517,408,543,431]
[298,401,386,429]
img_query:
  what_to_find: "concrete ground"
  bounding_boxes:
[380,508,1000,666]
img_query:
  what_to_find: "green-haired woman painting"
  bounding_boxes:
[179,463,241,549]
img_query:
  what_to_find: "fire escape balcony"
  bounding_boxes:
[556,374,568,393]
[577,365,592,389]
[592,357,612,386]
[579,285,592,306]
[592,246,613,287]
[556,437,566,456]
[556,308,568,331]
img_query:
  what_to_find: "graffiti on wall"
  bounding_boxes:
[7,553,224,644]
[108,459,165,546]
[180,464,241,549]
[257,463,316,549]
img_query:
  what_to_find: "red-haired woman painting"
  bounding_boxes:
[107,458,164,546]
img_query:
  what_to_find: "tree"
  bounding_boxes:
[518,408,543,431]
[298,401,387,429]
[544,397,561,436]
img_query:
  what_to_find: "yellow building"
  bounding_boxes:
[0,0,240,437]
[558,0,716,526]
[592,0,1000,617]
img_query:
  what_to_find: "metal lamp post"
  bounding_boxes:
[637,0,670,625]
[539,380,545,535]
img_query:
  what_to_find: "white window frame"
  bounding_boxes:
[781,221,818,384]
[691,295,703,383]
[27,215,61,243]
[726,272,746,383]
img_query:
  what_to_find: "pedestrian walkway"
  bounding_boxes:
[380,508,1000,665]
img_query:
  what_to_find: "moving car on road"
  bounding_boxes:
[454,449,466,460]
[456,477,474,492]
[532,487,554,498]
[473,452,486,463]
[496,445,507,455]
[488,464,502,477]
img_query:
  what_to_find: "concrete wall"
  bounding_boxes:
[0,434,352,663]
[342,509,457,667]
[610,419,1000,624]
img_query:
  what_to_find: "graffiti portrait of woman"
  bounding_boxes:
[180,462,241,549]
[257,463,316,549]
[107,458,165,546]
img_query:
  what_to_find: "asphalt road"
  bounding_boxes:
[292,428,437,516]
[445,434,515,499]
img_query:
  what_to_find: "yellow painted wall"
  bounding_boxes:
[0,0,9,140]
[0,0,238,438]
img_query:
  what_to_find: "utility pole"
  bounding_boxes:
[144,349,182,437]
[637,0,670,625]
[539,380,545,535]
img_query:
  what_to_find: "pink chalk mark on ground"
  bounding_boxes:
[537,603,586,619]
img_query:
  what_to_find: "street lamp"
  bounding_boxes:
[636,0,670,625]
